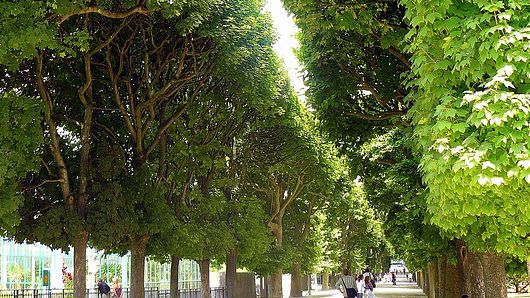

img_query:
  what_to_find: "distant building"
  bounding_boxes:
[0,239,200,290]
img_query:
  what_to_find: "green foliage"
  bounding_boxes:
[360,128,452,271]
[0,92,43,233]
[323,182,385,273]
[0,1,287,290]
[403,0,530,257]
[281,0,410,172]
[282,0,453,273]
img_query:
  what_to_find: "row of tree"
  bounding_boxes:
[282,0,530,297]
[1,1,384,298]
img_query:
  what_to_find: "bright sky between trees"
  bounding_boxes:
[263,0,307,102]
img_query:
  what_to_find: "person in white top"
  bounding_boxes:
[355,275,365,298]
[335,270,357,298]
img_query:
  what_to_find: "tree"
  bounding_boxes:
[238,86,343,297]
[0,1,281,297]
[282,140,344,297]
[144,3,283,295]
[280,1,476,295]
[402,0,530,296]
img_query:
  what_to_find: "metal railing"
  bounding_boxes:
[0,287,225,298]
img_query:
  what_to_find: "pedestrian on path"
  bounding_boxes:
[391,272,397,285]
[356,275,365,298]
[335,270,357,298]
[364,275,376,298]
[97,278,111,298]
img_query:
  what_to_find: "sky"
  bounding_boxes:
[263,0,307,102]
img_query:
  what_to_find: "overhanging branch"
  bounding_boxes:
[56,5,148,24]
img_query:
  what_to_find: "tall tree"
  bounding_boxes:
[402,0,530,296]
[0,1,279,297]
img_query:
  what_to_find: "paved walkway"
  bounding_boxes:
[304,275,426,298]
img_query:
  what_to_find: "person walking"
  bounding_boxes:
[391,272,397,285]
[364,275,376,298]
[335,270,358,298]
[356,275,365,298]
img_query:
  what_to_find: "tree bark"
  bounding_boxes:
[269,215,283,298]
[225,249,237,298]
[130,235,149,298]
[419,269,422,290]
[459,243,507,298]
[170,256,180,298]
[445,258,460,298]
[270,268,283,298]
[527,256,530,285]
[259,276,266,298]
[199,259,211,298]
[427,261,437,298]
[437,256,447,298]
[423,268,429,294]
[74,232,88,298]
[322,270,329,290]
[290,262,303,297]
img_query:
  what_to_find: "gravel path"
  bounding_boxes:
[304,279,426,298]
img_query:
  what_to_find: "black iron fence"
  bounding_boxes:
[0,287,225,298]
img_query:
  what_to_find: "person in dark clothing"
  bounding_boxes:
[391,272,397,285]
[98,278,111,297]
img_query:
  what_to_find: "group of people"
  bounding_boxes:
[335,270,376,298]
[381,272,398,285]
[97,277,123,298]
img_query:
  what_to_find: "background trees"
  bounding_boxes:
[280,0,444,277]
[283,0,530,296]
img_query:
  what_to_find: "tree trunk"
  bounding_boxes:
[418,269,422,290]
[170,256,180,298]
[269,216,283,298]
[437,256,447,298]
[322,270,329,290]
[427,262,436,298]
[270,268,283,298]
[329,274,337,290]
[459,243,507,298]
[199,259,211,298]
[290,262,302,297]
[423,268,429,294]
[74,232,88,298]
[527,256,530,285]
[341,260,348,275]
[260,276,266,298]
[130,235,149,298]
[225,249,237,298]
[445,258,460,298]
